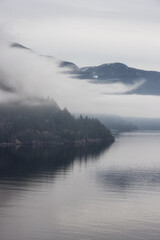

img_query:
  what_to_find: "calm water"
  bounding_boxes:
[1,132,160,240]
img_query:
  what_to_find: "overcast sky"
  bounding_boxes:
[0,0,160,70]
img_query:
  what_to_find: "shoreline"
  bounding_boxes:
[0,137,114,147]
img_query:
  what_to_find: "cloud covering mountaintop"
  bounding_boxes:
[0,39,160,118]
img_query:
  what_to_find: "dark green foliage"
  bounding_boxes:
[0,100,114,145]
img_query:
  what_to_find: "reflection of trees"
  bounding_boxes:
[0,143,112,179]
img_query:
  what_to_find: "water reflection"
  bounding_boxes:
[0,143,111,180]
[97,169,160,190]
[1,133,160,240]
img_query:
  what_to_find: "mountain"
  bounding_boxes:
[85,113,138,132]
[11,43,32,51]
[61,62,160,95]
[90,113,160,131]
[0,99,114,146]
[11,42,160,95]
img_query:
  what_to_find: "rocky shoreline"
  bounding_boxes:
[0,137,114,147]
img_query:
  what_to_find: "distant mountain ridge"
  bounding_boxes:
[61,62,160,95]
[11,42,160,95]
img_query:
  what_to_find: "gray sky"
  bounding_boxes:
[0,0,160,70]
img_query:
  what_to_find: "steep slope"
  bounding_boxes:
[11,42,160,95]
[0,99,114,146]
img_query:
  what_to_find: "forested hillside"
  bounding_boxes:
[0,99,114,146]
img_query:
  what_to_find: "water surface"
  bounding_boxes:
[0,132,160,240]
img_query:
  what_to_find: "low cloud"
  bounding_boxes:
[0,36,160,118]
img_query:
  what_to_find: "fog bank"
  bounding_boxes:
[0,38,160,118]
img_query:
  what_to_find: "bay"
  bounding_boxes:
[0,132,160,240]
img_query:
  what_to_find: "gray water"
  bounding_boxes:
[1,132,160,240]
